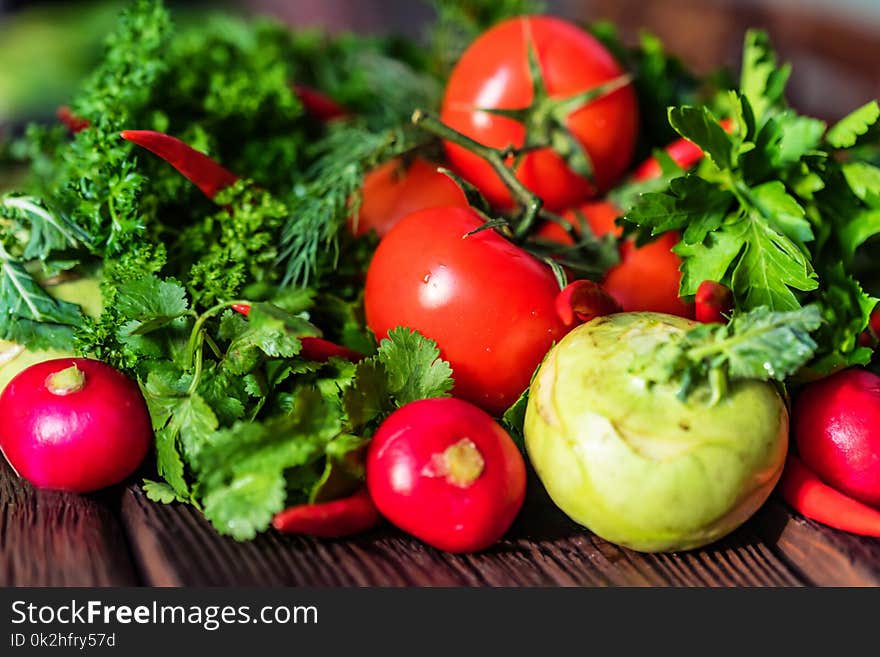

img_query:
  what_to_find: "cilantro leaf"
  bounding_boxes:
[115,275,189,336]
[807,263,877,374]
[142,364,219,463]
[377,327,454,405]
[142,479,185,504]
[342,359,390,433]
[624,175,733,245]
[195,388,340,540]
[826,101,880,149]
[222,302,320,375]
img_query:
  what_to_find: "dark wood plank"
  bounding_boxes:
[0,459,138,586]
[119,476,806,587]
[754,498,880,587]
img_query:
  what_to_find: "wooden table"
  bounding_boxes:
[2,458,879,587]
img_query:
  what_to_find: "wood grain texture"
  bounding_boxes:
[119,477,807,587]
[0,459,138,586]
[754,498,880,587]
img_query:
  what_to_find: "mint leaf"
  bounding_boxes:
[377,327,454,405]
[826,101,880,149]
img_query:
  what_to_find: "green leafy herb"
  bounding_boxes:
[623,29,880,372]
[639,305,822,403]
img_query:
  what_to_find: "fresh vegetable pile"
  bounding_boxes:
[1,0,879,553]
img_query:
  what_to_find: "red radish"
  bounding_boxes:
[0,358,153,493]
[366,397,526,552]
[793,368,880,508]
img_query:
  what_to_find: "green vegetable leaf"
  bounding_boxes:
[826,101,880,149]
[142,479,185,504]
[806,263,876,375]
[668,106,733,170]
[142,365,219,464]
[748,180,813,246]
[640,305,822,402]
[377,327,454,405]
[342,359,389,433]
[309,433,370,504]
[223,302,320,375]
[115,275,189,336]
[624,175,733,245]
[501,388,529,451]
[727,211,818,310]
[196,387,339,540]
[739,29,791,124]
[1,194,91,263]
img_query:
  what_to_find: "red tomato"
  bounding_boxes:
[366,397,526,552]
[440,16,638,211]
[537,199,621,243]
[794,368,880,508]
[540,201,692,317]
[605,234,693,317]
[350,157,468,238]
[365,207,569,416]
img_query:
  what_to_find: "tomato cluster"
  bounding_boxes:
[359,16,697,421]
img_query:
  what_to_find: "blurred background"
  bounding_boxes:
[1,0,879,124]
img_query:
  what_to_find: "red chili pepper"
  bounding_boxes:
[779,454,880,537]
[555,280,622,327]
[694,280,733,324]
[272,488,381,538]
[231,303,363,362]
[293,84,349,122]
[633,118,735,181]
[57,106,90,134]
[120,129,240,200]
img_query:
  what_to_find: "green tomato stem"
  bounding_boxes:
[411,109,544,240]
